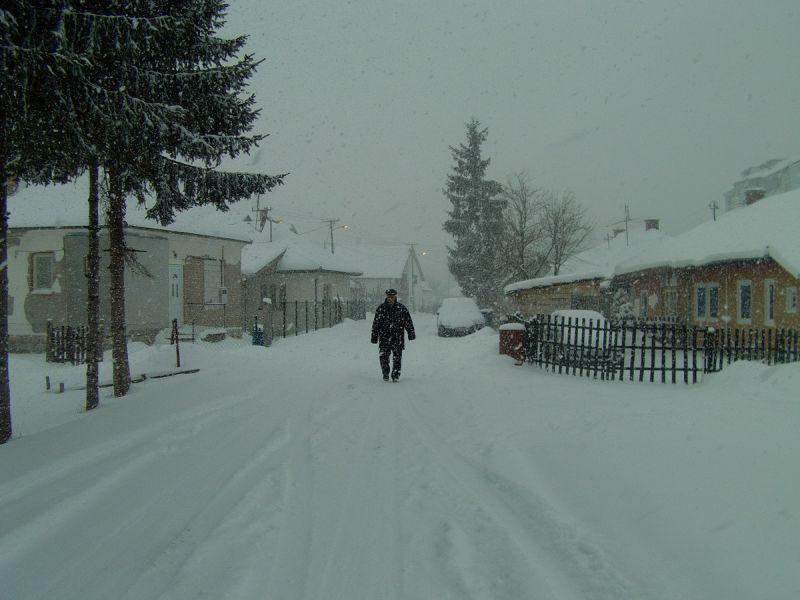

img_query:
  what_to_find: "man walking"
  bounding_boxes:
[371,289,415,381]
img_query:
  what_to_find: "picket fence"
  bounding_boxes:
[515,314,800,384]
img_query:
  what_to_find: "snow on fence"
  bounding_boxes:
[514,314,800,384]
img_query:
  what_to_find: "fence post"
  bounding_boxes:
[173,319,181,368]
[46,320,53,362]
[703,327,714,373]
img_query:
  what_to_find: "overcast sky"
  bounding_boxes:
[222,0,800,283]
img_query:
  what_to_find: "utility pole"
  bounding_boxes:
[407,244,417,312]
[327,219,340,254]
[708,200,719,221]
[251,198,282,241]
[624,204,631,247]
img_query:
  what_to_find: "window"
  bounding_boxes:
[32,253,54,291]
[764,279,776,325]
[738,280,752,323]
[696,286,706,319]
[709,285,719,318]
[695,284,719,320]
[664,288,677,315]
[787,287,798,314]
[203,259,222,305]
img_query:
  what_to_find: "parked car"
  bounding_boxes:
[436,297,485,337]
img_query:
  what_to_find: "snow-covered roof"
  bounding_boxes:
[738,156,800,181]
[241,225,363,276]
[616,188,800,278]
[504,228,671,294]
[331,244,411,280]
[8,176,256,242]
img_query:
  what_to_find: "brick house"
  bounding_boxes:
[505,225,670,318]
[615,190,800,330]
[8,178,253,350]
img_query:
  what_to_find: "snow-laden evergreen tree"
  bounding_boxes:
[443,119,504,309]
[0,1,90,442]
[610,288,635,323]
[54,0,285,397]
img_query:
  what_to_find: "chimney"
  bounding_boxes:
[745,188,765,206]
[644,218,660,231]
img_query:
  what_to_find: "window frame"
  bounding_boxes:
[694,282,719,321]
[737,280,752,324]
[786,286,798,315]
[695,284,707,320]
[664,287,677,316]
[708,284,720,319]
[764,278,776,325]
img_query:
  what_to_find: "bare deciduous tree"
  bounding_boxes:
[500,172,549,282]
[540,189,592,275]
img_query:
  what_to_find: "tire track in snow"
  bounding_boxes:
[260,395,319,600]
[400,397,639,600]
[0,394,262,566]
[119,423,295,600]
[0,393,293,600]
[307,393,404,600]
[307,400,378,599]
[0,385,267,509]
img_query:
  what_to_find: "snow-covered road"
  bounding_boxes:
[2,314,799,599]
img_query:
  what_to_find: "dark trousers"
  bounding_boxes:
[379,347,403,379]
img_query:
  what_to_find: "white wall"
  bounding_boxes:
[7,229,66,335]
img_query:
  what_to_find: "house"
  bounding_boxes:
[333,243,433,312]
[724,156,800,212]
[504,224,671,318]
[7,177,254,351]
[616,189,800,330]
[241,225,364,340]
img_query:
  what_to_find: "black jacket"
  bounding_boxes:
[371,301,415,350]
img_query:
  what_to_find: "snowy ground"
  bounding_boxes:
[2,314,799,600]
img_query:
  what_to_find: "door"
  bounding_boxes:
[169,264,184,325]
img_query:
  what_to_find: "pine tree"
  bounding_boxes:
[443,119,504,309]
[1,1,87,442]
[58,0,284,397]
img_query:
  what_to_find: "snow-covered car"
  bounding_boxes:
[436,297,485,337]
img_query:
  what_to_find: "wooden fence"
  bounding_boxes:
[516,314,800,384]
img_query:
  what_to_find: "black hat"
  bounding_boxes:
[385,288,397,296]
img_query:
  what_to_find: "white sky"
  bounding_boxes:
[221,0,800,283]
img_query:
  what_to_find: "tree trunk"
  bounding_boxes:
[85,160,101,409]
[107,170,130,397]
[0,172,12,443]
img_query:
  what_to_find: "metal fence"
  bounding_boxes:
[253,299,366,341]
[45,320,103,365]
[514,314,800,384]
